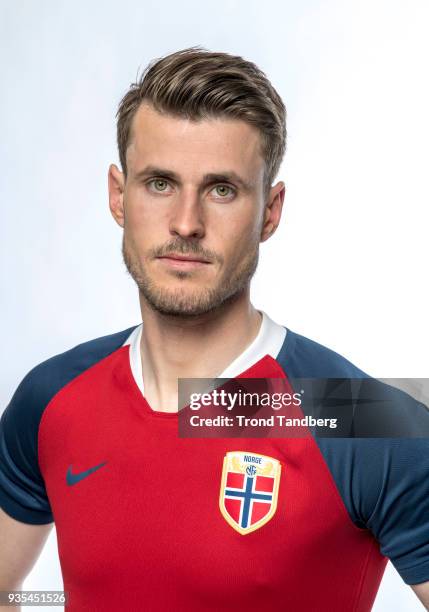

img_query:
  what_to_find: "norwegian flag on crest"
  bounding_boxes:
[219,451,281,535]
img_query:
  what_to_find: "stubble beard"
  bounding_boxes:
[121,234,260,318]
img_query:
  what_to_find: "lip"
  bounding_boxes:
[160,253,210,262]
[157,255,211,269]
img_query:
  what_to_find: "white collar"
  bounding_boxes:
[122,310,286,396]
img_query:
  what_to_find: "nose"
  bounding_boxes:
[168,187,205,240]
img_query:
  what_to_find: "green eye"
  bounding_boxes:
[153,179,168,191]
[214,185,232,197]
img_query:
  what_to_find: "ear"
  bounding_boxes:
[108,164,125,228]
[260,181,286,242]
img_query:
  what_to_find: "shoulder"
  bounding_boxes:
[277,326,428,435]
[0,324,138,524]
[6,324,138,422]
[277,327,429,584]
[277,327,369,378]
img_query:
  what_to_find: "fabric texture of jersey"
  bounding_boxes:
[1,311,429,612]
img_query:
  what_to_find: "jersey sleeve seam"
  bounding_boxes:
[37,344,129,476]
[309,435,368,534]
[277,364,368,535]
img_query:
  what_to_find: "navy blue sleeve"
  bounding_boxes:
[0,325,138,525]
[0,367,54,524]
[279,327,429,585]
[317,437,429,584]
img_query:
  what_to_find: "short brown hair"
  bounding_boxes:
[116,46,287,195]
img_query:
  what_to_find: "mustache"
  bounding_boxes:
[150,240,221,263]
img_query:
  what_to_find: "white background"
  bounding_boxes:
[1,0,428,610]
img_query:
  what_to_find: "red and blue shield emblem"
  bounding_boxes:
[219,451,281,535]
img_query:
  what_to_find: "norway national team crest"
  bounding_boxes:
[219,451,282,535]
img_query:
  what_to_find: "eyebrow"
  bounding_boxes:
[132,165,254,192]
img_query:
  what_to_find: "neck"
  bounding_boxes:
[137,288,262,412]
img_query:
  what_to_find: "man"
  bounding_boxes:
[1,47,428,611]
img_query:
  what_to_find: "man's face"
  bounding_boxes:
[109,102,283,317]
